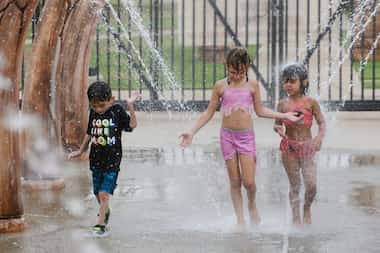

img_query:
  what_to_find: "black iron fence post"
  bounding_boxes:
[117,0,121,100]
[152,0,160,100]
[270,0,278,108]
[106,5,111,86]
[278,0,285,99]
[20,0,380,112]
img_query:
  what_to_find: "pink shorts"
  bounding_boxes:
[220,128,256,160]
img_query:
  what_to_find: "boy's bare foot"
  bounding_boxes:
[303,207,312,224]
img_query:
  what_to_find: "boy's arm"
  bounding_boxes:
[79,134,91,153]
[127,101,137,129]
[68,134,91,159]
[124,91,140,130]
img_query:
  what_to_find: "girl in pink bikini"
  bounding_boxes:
[274,63,326,226]
[179,47,300,229]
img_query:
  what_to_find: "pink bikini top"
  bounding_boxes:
[220,79,254,116]
[283,96,313,127]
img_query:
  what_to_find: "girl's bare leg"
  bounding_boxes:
[226,153,245,226]
[282,152,302,226]
[301,158,317,224]
[239,154,260,224]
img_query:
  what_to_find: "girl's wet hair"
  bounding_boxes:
[87,81,112,102]
[280,63,309,95]
[226,47,252,72]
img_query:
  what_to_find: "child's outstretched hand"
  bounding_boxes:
[179,132,194,148]
[284,111,303,122]
[67,150,82,160]
[127,91,141,104]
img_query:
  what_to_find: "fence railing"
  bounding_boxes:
[23,0,380,111]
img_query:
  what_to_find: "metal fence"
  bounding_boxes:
[24,0,380,111]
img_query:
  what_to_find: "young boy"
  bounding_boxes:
[69,81,140,236]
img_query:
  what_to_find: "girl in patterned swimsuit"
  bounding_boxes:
[274,63,326,227]
[179,47,300,229]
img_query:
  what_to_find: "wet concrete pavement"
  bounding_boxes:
[125,111,380,151]
[1,112,380,253]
